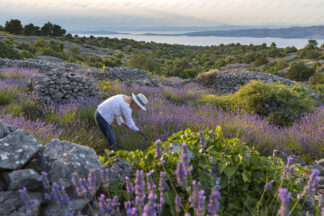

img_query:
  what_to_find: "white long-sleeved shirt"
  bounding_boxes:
[97,94,140,132]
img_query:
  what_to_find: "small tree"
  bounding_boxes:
[41,22,53,36]
[286,61,315,81]
[305,40,318,50]
[23,23,40,35]
[253,55,269,67]
[52,24,66,36]
[4,19,23,34]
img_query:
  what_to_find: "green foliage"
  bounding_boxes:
[232,81,316,126]
[127,51,160,73]
[0,41,20,59]
[309,73,324,85]
[310,84,324,103]
[261,59,290,76]
[283,46,297,54]
[297,49,321,59]
[196,69,219,86]
[21,100,44,121]
[165,58,199,78]
[101,127,311,215]
[305,40,318,50]
[252,55,269,67]
[286,61,315,81]
[23,23,40,35]
[19,50,34,59]
[5,19,23,34]
[0,89,18,106]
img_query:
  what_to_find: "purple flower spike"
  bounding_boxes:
[199,131,206,149]
[189,180,205,216]
[278,188,291,216]
[304,169,320,195]
[208,186,221,215]
[100,166,110,189]
[18,187,35,210]
[135,170,146,210]
[125,176,134,194]
[175,161,188,187]
[143,190,157,216]
[41,171,50,189]
[175,195,182,213]
[146,172,156,190]
[88,170,97,197]
[155,139,162,159]
[265,180,274,190]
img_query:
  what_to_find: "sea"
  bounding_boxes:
[76,31,324,49]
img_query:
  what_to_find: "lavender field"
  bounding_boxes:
[0,66,323,161]
[1,66,324,215]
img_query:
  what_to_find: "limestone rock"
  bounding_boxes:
[0,120,16,139]
[41,199,87,216]
[106,158,133,183]
[1,169,42,191]
[40,139,101,198]
[0,191,42,216]
[0,129,43,170]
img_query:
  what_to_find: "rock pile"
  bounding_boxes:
[0,57,158,87]
[210,70,295,93]
[27,71,99,104]
[0,120,133,216]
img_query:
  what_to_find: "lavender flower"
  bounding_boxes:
[265,180,274,190]
[51,183,70,208]
[125,176,134,194]
[88,170,97,197]
[124,201,137,216]
[199,131,206,149]
[146,172,156,190]
[155,139,162,159]
[18,187,35,210]
[159,171,169,191]
[175,195,182,213]
[100,166,109,189]
[208,186,221,216]
[143,190,157,216]
[278,188,291,216]
[135,170,146,210]
[41,171,50,189]
[180,142,190,166]
[189,180,206,216]
[175,161,188,186]
[304,169,320,195]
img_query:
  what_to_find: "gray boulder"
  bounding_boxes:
[0,191,42,216]
[0,129,43,170]
[41,199,88,216]
[40,139,101,198]
[272,150,306,166]
[1,169,42,191]
[0,178,6,191]
[0,120,16,139]
[106,158,133,183]
[167,143,195,159]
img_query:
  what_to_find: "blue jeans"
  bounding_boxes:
[94,110,116,148]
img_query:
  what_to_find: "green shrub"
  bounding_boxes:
[0,89,18,106]
[297,49,321,59]
[1,102,22,116]
[19,50,33,59]
[309,73,324,85]
[21,100,44,121]
[261,59,290,76]
[127,51,160,73]
[233,81,316,126]
[0,41,20,59]
[252,55,268,67]
[196,69,219,86]
[286,61,315,81]
[101,127,312,215]
[310,84,324,103]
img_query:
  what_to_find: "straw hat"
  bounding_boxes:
[132,93,148,111]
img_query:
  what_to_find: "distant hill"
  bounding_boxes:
[143,26,324,39]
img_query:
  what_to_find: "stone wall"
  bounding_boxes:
[0,57,158,87]
[27,71,99,104]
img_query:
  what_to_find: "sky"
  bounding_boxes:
[1,0,324,32]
